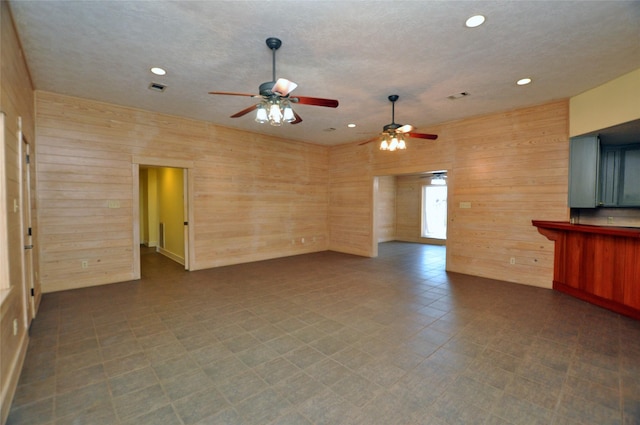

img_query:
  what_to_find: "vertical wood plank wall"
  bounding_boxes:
[35,96,569,291]
[1,2,36,423]
[35,91,329,292]
[395,176,422,242]
[328,145,375,256]
[329,100,570,288]
[376,176,396,242]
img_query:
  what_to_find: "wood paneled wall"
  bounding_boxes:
[330,100,570,288]
[395,175,445,245]
[35,92,330,292]
[328,144,374,256]
[395,176,423,243]
[1,2,36,423]
[375,176,396,242]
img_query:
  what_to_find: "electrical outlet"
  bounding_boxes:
[607,216,614,224]
[81,260,89,269]
[510,257,516,265]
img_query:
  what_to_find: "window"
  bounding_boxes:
[421,184,447,239]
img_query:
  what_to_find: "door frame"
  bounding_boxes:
[19,130,38,321]
[132,156,195,279]
[372,170,450,261]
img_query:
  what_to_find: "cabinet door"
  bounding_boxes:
[569,136,600,208]
[599,148,621,206]
[621,148,640,206]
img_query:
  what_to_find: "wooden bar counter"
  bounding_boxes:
[532,220,640,320]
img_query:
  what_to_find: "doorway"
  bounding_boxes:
[372,171,448,266]
[421,181,447,240]
[132,157,194,279]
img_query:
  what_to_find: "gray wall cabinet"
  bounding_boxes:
[570,135,640,208]
[569,136,600,208]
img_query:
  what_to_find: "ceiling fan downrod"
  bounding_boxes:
[389,94,399,124]
[266,37,282,83]
[384,94,401,132]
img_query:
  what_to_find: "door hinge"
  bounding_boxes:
[24,245,33,250]
[26,154,30,164]
[30,288,34,297]
[28,227,32,236]
[184,222,188,226]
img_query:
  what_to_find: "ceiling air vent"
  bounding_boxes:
[148,82,167,92]
[447,92,469,100]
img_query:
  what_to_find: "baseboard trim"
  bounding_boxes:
[1,329,28,425]
[157,247,184,266]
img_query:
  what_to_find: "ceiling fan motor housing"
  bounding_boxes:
[259,81,277,97]
[383,123,402,132]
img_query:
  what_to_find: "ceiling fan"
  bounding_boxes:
[359,95,438,150]
[209,37,339,126]
[420,172,447,185]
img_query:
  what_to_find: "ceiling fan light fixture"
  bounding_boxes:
[389,133,407,152]
[380,137,389,150]
[380,133,406,152]
[364,94,437,150]
[282,102,295,122]
[255,98,296,126]
[268,101,283,126]
[389,136,399,151]
[255,103,268,123]
[431,177,446,185]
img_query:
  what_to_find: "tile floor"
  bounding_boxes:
[7,242,640,425]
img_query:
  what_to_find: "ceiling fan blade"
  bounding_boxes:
[397,124,414,133]
[230,104,258,118]
[358,137,380,146]
[408,132,438,140]
[272,78,298,96]
[209,91,259,98]
[291,110,303,124]
[290,96,339,108]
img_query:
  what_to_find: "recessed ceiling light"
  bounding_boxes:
[347,123,356,128]
[517,78,532,86]
[150,67,166,76]
[465,15,485,28]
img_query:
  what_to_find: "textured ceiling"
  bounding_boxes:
[8,0,640,146]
